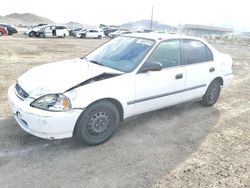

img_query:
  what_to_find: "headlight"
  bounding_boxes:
[30,94,71,111]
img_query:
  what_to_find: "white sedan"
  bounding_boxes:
[8,33,233,145]
[76,29,104,39]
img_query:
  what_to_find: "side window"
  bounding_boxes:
[149,40,181,68]
[206,47,213,61]
[182,40,213,64]
[56,26,64,30]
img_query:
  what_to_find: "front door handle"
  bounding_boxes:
[209,67,215,72]
[175,73,183,80]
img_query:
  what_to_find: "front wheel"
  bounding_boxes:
[75,101,120,145]
[39,33,45,38]
[202,80,221,106]
[29,31,35,37]
[80,34,86,39]
[97,35,102,39]
[0,32,3,36]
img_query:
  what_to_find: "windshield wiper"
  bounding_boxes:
[89,60,106,67]
[81,57,125,73]
[81,57,104,66]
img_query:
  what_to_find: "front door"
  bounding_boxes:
[44,26,53,37]
[133,39,186,115]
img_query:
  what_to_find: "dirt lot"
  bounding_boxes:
[0,34,249,188]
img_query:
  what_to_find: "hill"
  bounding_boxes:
[65,21,96,29]
[0,13,54,26]
[120,19,176,31]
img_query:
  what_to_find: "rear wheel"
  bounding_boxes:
[75,101,120,145]
[202,80,221,106]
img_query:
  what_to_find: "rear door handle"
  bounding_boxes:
[175,73,183,80]
[209,67,215,72]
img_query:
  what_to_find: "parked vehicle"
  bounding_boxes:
[76,29,104,39]
[103,28,119,36]
[0,26,8,36]
[0,24,17,35]
[8,33,233,145]
[69,27,83,36]
[25,24,48,37]
[34,25,69,38]
[108,30,132,38]
[75,29,86,38]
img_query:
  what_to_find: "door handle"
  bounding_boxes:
[175,73,183,80]
[209,67,215,72]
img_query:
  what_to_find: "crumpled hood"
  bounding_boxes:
[17,58,122,98]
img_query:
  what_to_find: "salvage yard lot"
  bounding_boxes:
[0,35,249,187]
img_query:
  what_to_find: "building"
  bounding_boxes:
[180,24,233,36]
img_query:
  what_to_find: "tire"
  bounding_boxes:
[29,31,35,37]
[97,35,102,39]
[0,32,2,36]
[75,101,120,145]
[63,34,66,38]
[202,79,221,106]
[80,34,86,39]
[39,33,45,38]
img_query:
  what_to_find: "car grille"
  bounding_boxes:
[15,83,29,100]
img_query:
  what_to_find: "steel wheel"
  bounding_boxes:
[202,80,221,106]
[75,101,120,145]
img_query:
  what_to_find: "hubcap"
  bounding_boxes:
[208,85,218,101]
[87,112,110,135]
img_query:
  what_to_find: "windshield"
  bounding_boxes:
[85,36,155,72]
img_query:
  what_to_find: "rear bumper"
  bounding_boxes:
[223,73,234,88]
[8,85,83,140]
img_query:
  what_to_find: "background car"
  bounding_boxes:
[25,24,48,37]
[76,29,104,39]
[0,26,8,36]
[36,25,69,38]
[103,28,118,36]
[69,27,83,36]
[0,24,18,35]
[108,30,132,38]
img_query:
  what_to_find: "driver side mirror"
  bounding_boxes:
[139,61,162,73]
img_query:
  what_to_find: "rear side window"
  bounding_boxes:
[182,39,213,64]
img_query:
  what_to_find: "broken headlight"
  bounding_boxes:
[30,94,71,111]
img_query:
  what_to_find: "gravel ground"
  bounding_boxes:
[0,35,249,188]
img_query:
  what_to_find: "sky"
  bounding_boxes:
[1,0,250,31]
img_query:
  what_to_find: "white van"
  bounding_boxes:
[37,25,69,38]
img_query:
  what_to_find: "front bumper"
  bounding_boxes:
[8,85,83,140]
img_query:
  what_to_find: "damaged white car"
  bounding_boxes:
[8,33,233,145]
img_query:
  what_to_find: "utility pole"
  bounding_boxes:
[150,6,154,30]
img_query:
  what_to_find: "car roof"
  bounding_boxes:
[123,33,204,42]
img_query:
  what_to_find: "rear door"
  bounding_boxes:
[55,26,62,36]
[86,30,98,38]
[133,39,186,114]
[181,39,215,100]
